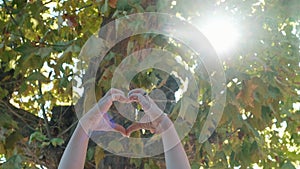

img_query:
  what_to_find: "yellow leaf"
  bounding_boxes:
[236,79,258,107]
[95,146,105,169]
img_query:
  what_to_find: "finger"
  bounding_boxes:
[128,88,147,96]
[139,114,151,123]
[128,93,151,110]
[126,123,143,137]
[111,93,131,103]
[113,124,127,136]
[126,122,156,136]
[102,114,127,136]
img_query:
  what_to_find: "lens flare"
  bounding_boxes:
[196,18,239,54]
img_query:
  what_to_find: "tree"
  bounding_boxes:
[0,0,299,168]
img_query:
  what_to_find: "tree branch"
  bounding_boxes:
[38,80,52,139]
[0,99,36,131]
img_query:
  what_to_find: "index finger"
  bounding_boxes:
[128,88,147,96]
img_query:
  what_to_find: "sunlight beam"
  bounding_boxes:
[194,17,240,54]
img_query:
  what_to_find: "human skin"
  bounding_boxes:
[58,88,129,169]
[58,88,191,169]
[127,89,191,169]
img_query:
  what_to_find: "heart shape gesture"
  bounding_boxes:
[126,88,169,136]
[79,88,170,137]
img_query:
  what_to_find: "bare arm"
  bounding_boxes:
[159,116,191,169]
[58,124,89,169]
[58,88,128,169]
[127,89,191,169]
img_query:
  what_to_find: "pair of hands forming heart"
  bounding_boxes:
[79,88,169,137]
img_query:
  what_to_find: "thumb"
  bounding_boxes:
[126,122,156,137]
[126,123,143,137]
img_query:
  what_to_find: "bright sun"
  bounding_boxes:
[195,18,240,54]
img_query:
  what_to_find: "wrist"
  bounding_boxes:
[154,114,173,134]
[79,110,105,132]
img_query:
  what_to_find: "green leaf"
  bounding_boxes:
[0,87,9,99]
[116,0,130,10]
[86,146,95,161]
[203,141,213,157]
[2,154,23,169]
[35,47,53,58]
[29,131,47,144]
[281,161,296,169]
[144,163,151,169]
[26,72,48,82]
[50,138,64,147]
[5,132,22,149]
[108,140,124,152]
[79,35,107,62]
[101,0,110,16]
[191,163,201,169]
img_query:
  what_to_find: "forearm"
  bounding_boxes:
[58,124,89,169]
[159,118,191,169]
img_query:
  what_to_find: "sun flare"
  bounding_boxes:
[195,18,240,54]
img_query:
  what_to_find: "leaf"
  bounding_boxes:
[203,141,213,157]
[50,138,64,147]
[29,131,47,144]
[26,72,48,82]
[101,0,110,16]
[15,43,37,59]
[236,78,258,107]
[79,35,107,62]
[179,97,199,125]
[40,141,50,147]
[281,161,296,169]
[251,101,262,119]
[191,163,201,169]
[116,0,130,10]
[268,85,281,99]
[250,141,259,162]
[0,87,9,99]
[5,132,22,149]
[144,163,151,169]
[0,113,18,129]
[95,146,105,169]
[19,81,28,93]
[0,142,6,154]
[35,47,53,58]
[108,140,124,152]
[86,146,95,161]
[2,154,22,169]
[109,0,117,8]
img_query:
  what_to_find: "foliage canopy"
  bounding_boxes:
[0,0,299,168]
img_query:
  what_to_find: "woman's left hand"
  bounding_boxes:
[79,88,130,136]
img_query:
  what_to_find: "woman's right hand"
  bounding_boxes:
[126,88,172,136]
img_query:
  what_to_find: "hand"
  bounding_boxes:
[79,88,130,136]
[126,88,171,136]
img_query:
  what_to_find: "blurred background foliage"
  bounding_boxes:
[0,0,299,168]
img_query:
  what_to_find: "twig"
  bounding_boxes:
[0,100,35,131]
[38,80,52,139]
[77,4,93,11]
[57,120,78,137]
[43,0,53,5]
